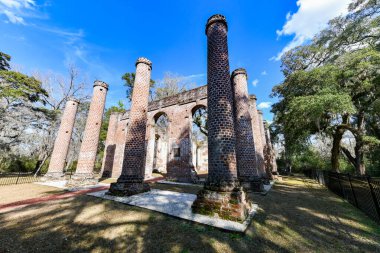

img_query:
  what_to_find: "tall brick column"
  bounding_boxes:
[257,110,271,179]
[249,95,266,177]
[111,119,128,178]
[258,110,266,148]
[192,14,251,222]
[67,81,108,186]
[108,58,152,196]
[43,98,79,181]
[264,121,278,177]
[231,69,260,191]
[100,112,122,178]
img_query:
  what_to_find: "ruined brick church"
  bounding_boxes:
[44,14,278,221]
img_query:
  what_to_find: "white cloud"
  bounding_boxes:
[252,79,259,87]
[261,71,267,76]
[274,0,351,60]
[0,0,36,24]
[257,102,272,109]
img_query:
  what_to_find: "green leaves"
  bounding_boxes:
[0,70,48,104]
[122,72,155,101]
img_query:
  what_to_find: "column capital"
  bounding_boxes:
[110,111,123,116]
[249,94,257,101]
[67,97,80,104]
[206,14,228,34]
[136,57,152,70]
[231,68,248,80]
[94,80,109,90]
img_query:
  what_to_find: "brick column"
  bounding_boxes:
[43,98,79,181]
[67,81,108,187]
[249,95,266,177]
[100,112,121,178]
[108,58,152,196]
[192,14,251,222]
[264,121,278,176]
[258,110,266,148]
[231,69,260,190]
[258,110,271,179]
[111,119,128,178]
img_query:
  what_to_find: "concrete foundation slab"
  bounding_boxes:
[35,181,109,192]
[87,189,258,232]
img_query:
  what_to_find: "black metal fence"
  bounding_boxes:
[0,172,41,186]
[304,169,380,224]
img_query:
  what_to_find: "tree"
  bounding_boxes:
[31,65,90,174]
[154,72,187,100]
[193,107,208,136]
[0,52,48,151]
[271,0,380,175]
[122,72,155,101]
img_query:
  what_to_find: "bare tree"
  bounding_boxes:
[153,72,189,100]
[31,64,90,175]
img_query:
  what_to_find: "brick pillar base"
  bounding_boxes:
[41,172,66,182]
[66,174,99,188]
[192,183,251,222]
[108,176,150,196]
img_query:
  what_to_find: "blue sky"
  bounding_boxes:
[0,0,352,121]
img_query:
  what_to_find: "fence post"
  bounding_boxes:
[367,176,380,221]
[348,174,358,207]
[15,171,21,185]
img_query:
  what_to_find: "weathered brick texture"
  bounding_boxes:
[111,118,128,177]
[231,68,259,185]
[108,58,152,196]
[165,104,197,183]
[44,98,79,180]
[192,14,251,222]
[100,112,122,178]
[203,14,238,189]
[264,121,278,176]
[68,81,108,186]
[249,95,266,177]
[257,110,271,179]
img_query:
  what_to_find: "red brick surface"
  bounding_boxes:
[249,95,266,177]
[231,69,259,183]
[75,81,108,177]
[100,112,121,178]
[45,98,79,179]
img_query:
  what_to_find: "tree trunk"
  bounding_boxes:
[331,127,344,172]
[355,112,366,175]
[34,155,48,177]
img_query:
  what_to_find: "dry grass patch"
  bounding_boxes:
[0,183,63,205]
[0,176,379,253]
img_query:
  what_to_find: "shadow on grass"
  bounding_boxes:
[0,176,379,253]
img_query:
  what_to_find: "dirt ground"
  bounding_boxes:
[0,183,63,205]
[0,176,379,253]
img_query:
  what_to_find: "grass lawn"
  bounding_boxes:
[0,176,379,253]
